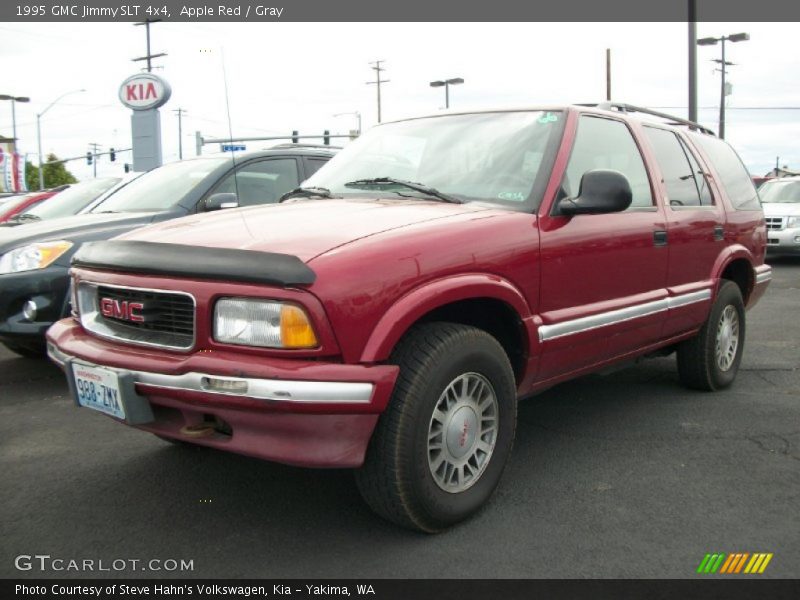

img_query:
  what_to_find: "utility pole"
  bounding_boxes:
[367,60,389,123]
[88,142,100,178]
[173,108,186,159]
[605,49,611,101]
[133,19,167,72]
[688,0,698,123]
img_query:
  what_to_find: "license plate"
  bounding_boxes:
[72,363,126,420]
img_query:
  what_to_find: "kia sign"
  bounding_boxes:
[118,73,172,111]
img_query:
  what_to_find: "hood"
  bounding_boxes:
[762,202,800,217]
[0,211,166,255]
[119,199,496,262]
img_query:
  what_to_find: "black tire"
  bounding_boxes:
[355,322,517,532]
[677,280,746,391]
[2,342,47,359]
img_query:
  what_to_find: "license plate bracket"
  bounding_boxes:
[67,360,155,425]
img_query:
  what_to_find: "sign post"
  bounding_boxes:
[118,73,171,172]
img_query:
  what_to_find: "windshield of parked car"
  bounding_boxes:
[0,192,43,217]
[758,180,800,204]
[23,177,122,220]
[304,111,564,210]
[90,158,229,213]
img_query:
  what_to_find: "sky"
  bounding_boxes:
[0,21,798,182]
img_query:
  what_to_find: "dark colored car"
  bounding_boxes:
[1,176,136,227]
[0,145,335,357]
[47,105,768,531]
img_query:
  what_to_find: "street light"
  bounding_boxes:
[36,88,85,190]
[0,94,31,145]
[429,77,464,109]
[697,32,749,139]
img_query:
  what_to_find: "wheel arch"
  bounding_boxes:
[359,274,533,384]
[711,245,756,304]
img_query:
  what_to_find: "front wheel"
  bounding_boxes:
[677,280,746,391]
[355,322,517,532]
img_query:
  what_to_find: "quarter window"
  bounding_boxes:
[563,116,653,208]
[691,134,760,210]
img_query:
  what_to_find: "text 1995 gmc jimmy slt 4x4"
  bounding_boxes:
[47,104,771,532]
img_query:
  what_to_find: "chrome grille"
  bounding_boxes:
[765,217,785,231]
[77,282,196,351]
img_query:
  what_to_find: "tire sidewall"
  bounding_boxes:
[707,282,746,389]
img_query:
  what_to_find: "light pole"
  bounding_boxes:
[0,94,31,146]
[697,32,749,139]
[36,88,85,190]
[429,77,464,109]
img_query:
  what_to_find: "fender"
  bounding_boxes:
[710,243,756,298]
[359,273,534,363]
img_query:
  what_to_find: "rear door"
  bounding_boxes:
[641,126,723,337]
[537,114,669,381]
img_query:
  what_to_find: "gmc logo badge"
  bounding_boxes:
[100,298,144,323]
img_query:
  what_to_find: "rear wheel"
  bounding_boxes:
[677,280,745,391]
[355,322,517,532]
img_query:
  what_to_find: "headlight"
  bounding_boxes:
[0,241,73,275]
[214,298,318,349]
[787,216,800,228]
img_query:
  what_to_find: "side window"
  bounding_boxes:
[643,127,707,207]
[691,134,760,210]
[304,157,329,180]
[563,116,653,208]
[679,137,713,206]
[213,159,300,207]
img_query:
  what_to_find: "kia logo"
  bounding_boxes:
[100,298,144,323]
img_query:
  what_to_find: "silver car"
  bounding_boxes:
[761,176,800,256]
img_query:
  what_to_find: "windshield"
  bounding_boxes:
[0,193,42,217]
[759,180,800,204]
[304,111,564,209]
[91,158,229,213]
[23,177,122,220]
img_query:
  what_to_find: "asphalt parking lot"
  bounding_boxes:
[1,260,797,580]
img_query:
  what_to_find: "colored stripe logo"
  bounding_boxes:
[697,553,773,574]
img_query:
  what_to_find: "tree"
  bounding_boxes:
[25,153,78,190]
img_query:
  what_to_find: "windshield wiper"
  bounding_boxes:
[12,213,41,222]
[279,186,338,202]
[343,177,462,204]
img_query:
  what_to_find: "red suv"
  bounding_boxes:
[47,104,770,532]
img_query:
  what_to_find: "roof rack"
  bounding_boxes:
[577,102,716,136]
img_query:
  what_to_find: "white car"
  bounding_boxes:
[760,176,800,256]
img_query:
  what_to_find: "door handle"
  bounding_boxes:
[653,230,668,246]
[714,225,724,241]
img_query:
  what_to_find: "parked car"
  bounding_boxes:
[46,104,769,531]
[0,146,336,357]
[0,189,63,223]
[759,176,800,256]
[1,175,137,227]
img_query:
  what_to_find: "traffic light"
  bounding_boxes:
[109,148,116,162]
[323,130,330,145]
[291,130,299,144]
[86,152,92,165]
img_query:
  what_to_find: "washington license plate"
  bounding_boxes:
[72,363,125,420]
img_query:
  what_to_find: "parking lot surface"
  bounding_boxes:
[1,260,798,579]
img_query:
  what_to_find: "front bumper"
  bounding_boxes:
[47,319,399,468]
[0,265,70,347]
[766,227,800,255]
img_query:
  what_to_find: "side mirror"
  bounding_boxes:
[558,169,632,216]
[204,193,239,212]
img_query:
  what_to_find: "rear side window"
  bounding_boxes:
[563,116,653,208]
[691,134,760,210]
[644,127,713,207]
